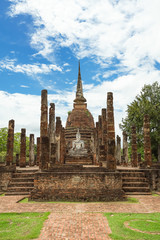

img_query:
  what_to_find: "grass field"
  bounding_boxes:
[0,212,50,240]
[105,212,160,240]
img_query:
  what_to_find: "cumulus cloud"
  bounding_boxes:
[8,0,160,71]
[0,58,62,75]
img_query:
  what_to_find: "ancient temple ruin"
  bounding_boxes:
[0,63,160,201]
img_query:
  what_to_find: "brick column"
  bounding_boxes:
[19,128,26,167]
[101,108,107,146]
[36,137,40,166]
[143,114,152,167]
[106,92,116,170]
[49,103,55,144]
[41,136,49,170]
[50,143,57,166]
[40,89,48,137]
[56,117,62,135]
[98,115,102,145]
[116,135,121,165]
[49,103,55,166]
[29,134,35,166]
[55,117,65,164]
[40,89,48,169]
[123,131,128,166]
[16,154,19,166]
[95,122,99,165]
[131,125,138,167]
[60,127,66,164]
[138,153,142,166]
[6,119,15,166]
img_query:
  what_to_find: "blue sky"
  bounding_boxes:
[0,0,160,138]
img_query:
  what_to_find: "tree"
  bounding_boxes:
[0,127,8,154]
[120,81,160,161]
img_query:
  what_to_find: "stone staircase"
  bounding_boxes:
[5,169,37,196]
[119,169,151,195]
[65,155,93,165]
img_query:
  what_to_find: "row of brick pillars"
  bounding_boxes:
[95,92,116,170]
[6,121,36,167]
[131,114,152,167]
[40,90,66,170]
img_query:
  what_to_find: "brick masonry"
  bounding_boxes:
[131,125,138,167]
[143,115,152,167]
[19,128,26,168]
[31,168,125,202]
[6,120,14,166]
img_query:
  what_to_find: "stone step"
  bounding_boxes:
[122,177,147,182]
[11,178,34,182]
[121,172,145,177]
[5,192,30,196]
[9,182,34,187]
[65,162,92,165]
[123,187,150,192]
[118,169,145,172]
[16,169,38,173]
[12,173,35,178]
[125,192,151,195]
[123,182,149,187]
[7,187,34,192]
[65,159,93,165]
[65,159,93,162]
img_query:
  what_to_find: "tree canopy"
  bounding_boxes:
[120,81,160,161]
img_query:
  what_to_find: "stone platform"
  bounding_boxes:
[31,165,125,202]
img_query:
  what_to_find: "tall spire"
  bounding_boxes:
[74,61,86,103]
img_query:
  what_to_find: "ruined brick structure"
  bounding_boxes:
[122,131,128,166]
[116,135,121,165]
[106,92,116,170]
[29,62,126,201]
[29,134,35,166]
[36,137,40,166]
[6,120,14,166]
[131,125,138,167]
[143,114,152,167]
[65,63,94,165]
[3,63,158,201]
[19,128,26,168]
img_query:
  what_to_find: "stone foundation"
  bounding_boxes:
[30,167,125,202]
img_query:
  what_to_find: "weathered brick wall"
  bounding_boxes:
[0,166,15,191]
[144,169,160,191]
[31,170,125,201]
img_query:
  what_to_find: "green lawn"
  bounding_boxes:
[0,212,50,240]
[105,212,160,240]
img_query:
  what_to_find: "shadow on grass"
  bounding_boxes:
[19,197,139,204]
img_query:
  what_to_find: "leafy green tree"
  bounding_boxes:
[0,127,8,153]
[120,81,160,161]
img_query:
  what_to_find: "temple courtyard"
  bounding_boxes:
[0,193,160,239]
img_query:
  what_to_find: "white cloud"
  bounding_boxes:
[8,0,160,72]
[63,63,69,67]
[0,58,62,75]
[20,85,29,88]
